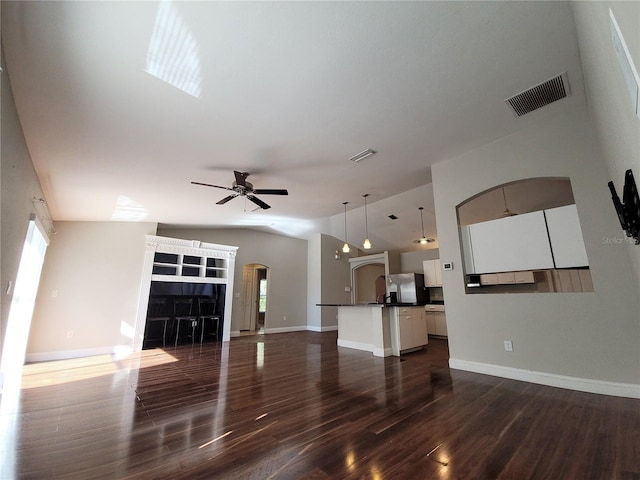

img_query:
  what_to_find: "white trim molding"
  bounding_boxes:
[307,325,338,333]
[449,357,640,399]
[134,235,239,351]
[26,347,115,363]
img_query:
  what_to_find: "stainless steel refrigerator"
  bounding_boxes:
[386,273,429,304]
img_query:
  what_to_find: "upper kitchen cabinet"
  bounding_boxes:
[423,259,442,286]
[544,204,589,268]
[465,210,555,274]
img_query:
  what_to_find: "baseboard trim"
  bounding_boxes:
[26,346,117,363]
[307,325,338,333]
[449,358,640,399]
[263,326,308,334]
[372,347,393,357]
[337,338,371,352]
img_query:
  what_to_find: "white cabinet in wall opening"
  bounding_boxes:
[544,204,589,268]
[423,259,442,287]
[466,210,555,274]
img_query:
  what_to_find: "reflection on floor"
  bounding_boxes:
[3,332,639,479]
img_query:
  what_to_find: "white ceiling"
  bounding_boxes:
[1,1,585,253]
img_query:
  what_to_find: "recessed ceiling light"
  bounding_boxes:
[349,149,377,163]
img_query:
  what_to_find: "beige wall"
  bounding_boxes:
[0,47,51,371]
[158,227,308,334]
[432,105,640,386]
[307,234,352,331]
[27,221,157,360]
[571,1,640,287]
[399,248,440,274]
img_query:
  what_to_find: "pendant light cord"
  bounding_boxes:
[343,202,349,242]
[363,194,369,238]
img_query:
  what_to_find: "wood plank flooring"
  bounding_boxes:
[2,331,639,479]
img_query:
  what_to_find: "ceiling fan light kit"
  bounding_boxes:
[191,170,288,210]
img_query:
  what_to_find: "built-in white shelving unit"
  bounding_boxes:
[134,235,239,351]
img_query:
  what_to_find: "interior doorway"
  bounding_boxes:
[240,264,269,334]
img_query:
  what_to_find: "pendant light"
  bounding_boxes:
[413,207,435,244]
[362,194,372,250]
[341,202,350,253]
[502,187,517,217]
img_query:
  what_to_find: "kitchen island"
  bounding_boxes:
[316,303,428,357]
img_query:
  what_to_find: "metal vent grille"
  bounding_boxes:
[505,73,569,117]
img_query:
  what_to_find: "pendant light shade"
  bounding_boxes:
[502,187,517,217]
[362,194,372,250]
[341,202,350,253]
[413,207,435,245]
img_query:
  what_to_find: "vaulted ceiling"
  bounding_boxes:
[1,1,586,252]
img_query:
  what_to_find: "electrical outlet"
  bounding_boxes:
[504,340,513,352]
[67,330,74,339]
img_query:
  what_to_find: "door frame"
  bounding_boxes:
[240,264,269,332]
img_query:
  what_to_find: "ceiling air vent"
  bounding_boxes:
[505,73,570,117]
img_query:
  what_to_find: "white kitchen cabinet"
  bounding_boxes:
[424,304,447,337]
[467,210,554,273]
[389,306,428,355]
[423,259,442,287]
[544,204,589,268]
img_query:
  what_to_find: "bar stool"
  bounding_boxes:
[146,297,171,347]
[198,297,221,343]
[174,298,198,346]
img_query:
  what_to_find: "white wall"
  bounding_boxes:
[0,47,52,371]
[571,1,640,287]
[158,227,307,334]
[432,105,640,391]
[27,221,157,361]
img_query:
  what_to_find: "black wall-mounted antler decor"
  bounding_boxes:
[608,169,640,245]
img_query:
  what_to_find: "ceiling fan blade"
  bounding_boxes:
[247,195,271,210]
[233,170,249,188]
[191,181,233,191]
[253,189,288,195]
[216,194,239,205]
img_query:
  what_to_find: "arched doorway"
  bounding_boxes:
[240,264,269,333]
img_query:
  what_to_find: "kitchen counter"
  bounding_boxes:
[316,304,392,356]
[316,303,427,307]
[316,303,439,357]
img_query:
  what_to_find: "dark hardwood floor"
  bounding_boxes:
[2,331,639,479]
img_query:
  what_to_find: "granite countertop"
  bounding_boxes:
[316,303,429,307]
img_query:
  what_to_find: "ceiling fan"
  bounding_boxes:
[191,170,288,210]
